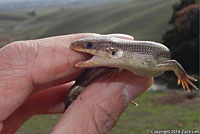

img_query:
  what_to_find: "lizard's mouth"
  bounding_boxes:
[70,41,109,58]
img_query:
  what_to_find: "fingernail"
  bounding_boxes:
[122,84,142,105]
[106,33,134,40]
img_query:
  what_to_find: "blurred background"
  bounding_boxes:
[0,0,199,133]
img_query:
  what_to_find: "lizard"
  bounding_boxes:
[65,35,198,108]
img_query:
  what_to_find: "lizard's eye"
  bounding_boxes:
[86,42,93,48]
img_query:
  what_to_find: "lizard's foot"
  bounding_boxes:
[108,68,123,79]
[177,74,198,92]
[130,101,139,107]
[100,68,122,81]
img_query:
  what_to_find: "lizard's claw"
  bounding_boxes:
[101,68,122,81]
[178,74,198,92]
[109,68,123,78]
[130,101,139,107]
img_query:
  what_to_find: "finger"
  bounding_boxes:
[106,33,134,40]
[1,82,73,133]
[51,71,153,134]
[26,33,100,90]
[0,33,98,122]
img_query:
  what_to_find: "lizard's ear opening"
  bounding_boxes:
[106,47,123,58]
[112,51,116,56]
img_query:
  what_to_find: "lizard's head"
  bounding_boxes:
[70,36,124,59]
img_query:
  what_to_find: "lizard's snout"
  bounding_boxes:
[70,41,84,51]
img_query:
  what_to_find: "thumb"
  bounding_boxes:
[51,71,153,134]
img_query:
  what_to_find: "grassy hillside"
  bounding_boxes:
[0,0,179,46]
[0,13,26,21]
[0,8,57,47]
[39,0,176,41]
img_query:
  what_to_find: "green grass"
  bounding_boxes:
[110,91,199,134]
[17,91,199,134]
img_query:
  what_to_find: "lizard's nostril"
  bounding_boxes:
[70,42,81,50]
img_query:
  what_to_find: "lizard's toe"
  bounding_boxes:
[178,75,198,92]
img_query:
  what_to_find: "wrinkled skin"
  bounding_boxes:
[0,33,153,134]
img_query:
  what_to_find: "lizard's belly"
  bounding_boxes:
[122,59,164,77]
[130,68,164,77]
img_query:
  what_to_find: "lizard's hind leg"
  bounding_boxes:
[156,60,198,92]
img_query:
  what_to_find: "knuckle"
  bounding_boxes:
[91,104,118,134]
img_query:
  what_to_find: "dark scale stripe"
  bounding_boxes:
[108,41,171,59]
[151,47,171,59]
[110,42,161,54]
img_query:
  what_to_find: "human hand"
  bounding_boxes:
[0,33,153,134]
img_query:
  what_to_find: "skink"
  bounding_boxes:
[65,35,198,108]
